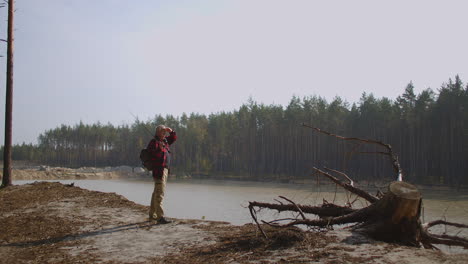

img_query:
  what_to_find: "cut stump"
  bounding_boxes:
[357,181,423,246]
[250,126,468,249]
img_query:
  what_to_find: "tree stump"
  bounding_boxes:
[358,181,423,246]
[249,126,468,248]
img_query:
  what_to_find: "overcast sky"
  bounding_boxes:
[0,0,467,144]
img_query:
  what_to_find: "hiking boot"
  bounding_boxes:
[157,217,172,224]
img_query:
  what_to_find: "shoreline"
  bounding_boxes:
[1,181,467,263]
[2,166,468,193]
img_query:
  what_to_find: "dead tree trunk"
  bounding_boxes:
[249,174,468,249]
[354,181,422,246]
[248,125,468,249]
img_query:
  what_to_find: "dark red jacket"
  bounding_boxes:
[146,131,177,178]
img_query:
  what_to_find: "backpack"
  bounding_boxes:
[140,148,156,171]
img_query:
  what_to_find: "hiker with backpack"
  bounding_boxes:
[146,125,177,224]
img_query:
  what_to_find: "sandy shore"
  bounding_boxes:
[0,166,148,181]
[0,181,467,263]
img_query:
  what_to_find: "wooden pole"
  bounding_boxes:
[2,0,14,187]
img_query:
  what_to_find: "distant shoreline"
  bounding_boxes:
[2,165,467,192]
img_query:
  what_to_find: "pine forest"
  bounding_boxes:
[3,76,468,186]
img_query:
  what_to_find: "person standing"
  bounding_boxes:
[146,124,177,224]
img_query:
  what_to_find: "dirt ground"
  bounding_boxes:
[0,181,467,263]
[0,166,146,181]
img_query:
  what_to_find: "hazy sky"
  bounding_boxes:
[0,0,467,144]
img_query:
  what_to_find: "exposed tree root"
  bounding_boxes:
[248,201,356,218]
[248,126,468,250]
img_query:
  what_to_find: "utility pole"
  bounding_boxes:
[2,0,14,187]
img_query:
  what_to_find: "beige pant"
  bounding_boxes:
[149,168,168,220]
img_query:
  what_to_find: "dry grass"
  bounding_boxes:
[153,223,338,263]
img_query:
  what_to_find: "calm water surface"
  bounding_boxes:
[17,179,468,227]
[16,179,468,253]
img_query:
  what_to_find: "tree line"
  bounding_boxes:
[2,76,467,186]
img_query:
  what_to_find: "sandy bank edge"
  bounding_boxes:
[0,182,467,264]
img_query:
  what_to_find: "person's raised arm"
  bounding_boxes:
[165,127,177,145]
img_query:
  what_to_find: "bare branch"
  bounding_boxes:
[434,234,468,244]
[302,123,403,181]
[267,218,298,224]
[349,195,360,206]
[344,142,363,170]
[279,196,306,220]
[376,190,384,199]
[273,198,284,205]
[313,167,378,203]
[248,203,267,238]
[248,200,355,218]
[262,204,374,228]
[261,220,281,228]
[324,167,354,186]
[424,232,468,249]
[423,220,468,230]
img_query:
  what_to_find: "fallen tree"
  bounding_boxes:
[248,124,468,249]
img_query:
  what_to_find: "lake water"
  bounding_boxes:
[16,179,468,227]
[14,178,468,253]
[14,179,468,253]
